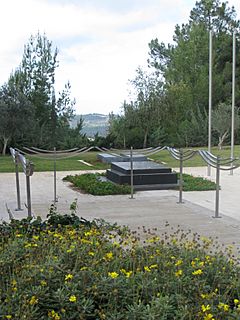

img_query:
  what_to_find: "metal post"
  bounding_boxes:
[25,161,33,218]
[130,146,134,199]
[53,147,57,203]
[177,149,184,204]
[15,152,22,211]
[208,30,213,176]
[230,31,236,175]
[214,156,221,218]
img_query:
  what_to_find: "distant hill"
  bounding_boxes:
[70,113,109,137]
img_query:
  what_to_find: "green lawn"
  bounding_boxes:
[0,152,109,173]
[0,146,239,173]
[150,145,240,167]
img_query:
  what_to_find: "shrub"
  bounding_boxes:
[181,173,216,191]
[63,172,216,195]
[0,212,240,319]
[63,173,131,195]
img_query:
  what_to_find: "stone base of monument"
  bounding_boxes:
[106,161,178,190]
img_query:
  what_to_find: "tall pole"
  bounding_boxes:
[208,30,213,176]
[230,31,236,175]
[53,147,57,203]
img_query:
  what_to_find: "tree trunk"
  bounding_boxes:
[143,130,148,149]
[123,135,126,149]
[2,137,9,155]
[218,131,228,150]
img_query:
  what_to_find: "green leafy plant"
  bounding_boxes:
[0,213,240,319]
[63,173,131,195]
[180,173,216,191]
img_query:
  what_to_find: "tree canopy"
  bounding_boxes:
[0,33,86,154]
[108,0,240,149]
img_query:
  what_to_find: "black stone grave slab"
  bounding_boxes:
[111,161,172,174]
[106,160,178,190]
[97,153,123,163]
[120,153,147,162]
[98,153,148,163]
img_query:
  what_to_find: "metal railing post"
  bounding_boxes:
[53,147,57,203]
[130,146,134,199]
[178,149,184,204]
[214,156,221,218]
[25,161,34,218]
[15,151,22,211]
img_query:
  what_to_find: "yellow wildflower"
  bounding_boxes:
[29,295,38,305]
[80,266,88,271]
[6,316,12,319]
[81,238,92,244]
[229,259,234,265]
[234,299,239,305]
[192,269,203,276]
[146,236,160,243]
[144,266,151,272]
[125,271,132,278]
[24,243,32,248]
[202,304,211,312]
[120,269,133,278]
[108,272,119,279]
[191,260,196,267]
[65,273,73,281]
[113,241,120,247]
[53,233,63,240]
[175,260,183,266]
[218,302,229,312]
[104,252,113,260]
[11,279,17,286]
[171,238,178,244]
[16,233,23,237]
[48,310,61,320]
[175,270,183,277]
[69,295,77,302]
[84,230,93,236]
[40,280,47,286]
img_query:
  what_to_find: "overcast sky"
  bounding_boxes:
[0,0,239,115]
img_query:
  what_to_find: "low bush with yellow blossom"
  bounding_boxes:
[0,211,240,319]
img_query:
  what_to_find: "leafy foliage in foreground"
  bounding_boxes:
[0,212,240,319]
[63,173,131,195]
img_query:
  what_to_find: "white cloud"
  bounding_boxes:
[0,0,239,114]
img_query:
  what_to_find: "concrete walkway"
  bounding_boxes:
[0,167,240,251]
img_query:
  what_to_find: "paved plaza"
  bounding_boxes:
[1,167,240,251]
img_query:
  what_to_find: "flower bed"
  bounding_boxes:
[0,212,239,319]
